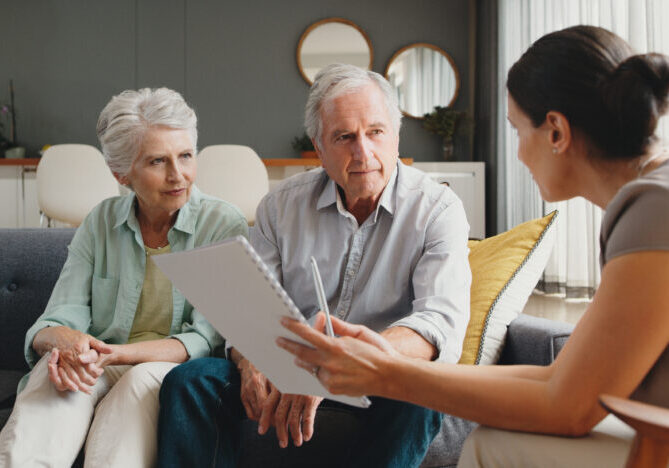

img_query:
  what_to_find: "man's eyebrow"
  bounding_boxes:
[369,121,387,128]
[331,129,351,138]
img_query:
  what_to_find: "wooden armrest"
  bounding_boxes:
[600,394,669,468]
[600,394,669,442]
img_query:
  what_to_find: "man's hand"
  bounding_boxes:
[237,357,273,420]
[258,385,323,448]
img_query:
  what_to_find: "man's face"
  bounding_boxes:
[315,84,399,208]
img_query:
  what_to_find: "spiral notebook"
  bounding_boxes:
[152,236,371,408]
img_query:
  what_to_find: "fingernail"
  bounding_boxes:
[280,441,287,448]
[280,317,289,325]
[275,338,285,347]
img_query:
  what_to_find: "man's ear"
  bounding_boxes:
[545,111,572,154]
[311,138,322,160]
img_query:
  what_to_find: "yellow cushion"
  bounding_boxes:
[459,211,558,365]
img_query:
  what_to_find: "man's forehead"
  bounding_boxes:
[320,86,390,129]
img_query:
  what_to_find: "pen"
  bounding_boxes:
[310,256,335,337]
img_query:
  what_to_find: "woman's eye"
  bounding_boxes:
[151,158,164,165]
[180,152,193,159]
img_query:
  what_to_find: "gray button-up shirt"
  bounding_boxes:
[250,162,471,362]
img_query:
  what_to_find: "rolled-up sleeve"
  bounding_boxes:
[24,223,95,367]
[390,198,471,363]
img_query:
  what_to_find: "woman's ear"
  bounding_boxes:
[113,172,129,186]
[545,111,572,154]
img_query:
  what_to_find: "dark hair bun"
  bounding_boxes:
[601,53,669,157]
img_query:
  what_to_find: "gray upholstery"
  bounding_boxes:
[0,228,575,467]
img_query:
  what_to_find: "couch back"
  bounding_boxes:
[0,229,75,371]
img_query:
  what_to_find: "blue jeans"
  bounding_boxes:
[157,358,442,468]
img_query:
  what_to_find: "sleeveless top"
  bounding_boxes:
[600,159,669,407]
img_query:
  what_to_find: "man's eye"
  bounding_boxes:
[336,134,352,142]
[151,158,165,165]
[370,129,383,135]
[181,152,193,159]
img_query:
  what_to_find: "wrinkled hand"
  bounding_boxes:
[258,387,323,448]
[277,313,399,397]
[93,344,125,369]
[238,358,273,420]
[238,355,323,447]
[39,326,112,394]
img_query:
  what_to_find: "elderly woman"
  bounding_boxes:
[0,88,247,467]
[279,26,669,467]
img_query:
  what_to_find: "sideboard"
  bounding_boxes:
[0,158,484,238]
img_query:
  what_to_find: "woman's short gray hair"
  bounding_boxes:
[96,88,197,175]
[304,64,402,148]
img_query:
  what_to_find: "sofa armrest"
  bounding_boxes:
[497,314,574,366]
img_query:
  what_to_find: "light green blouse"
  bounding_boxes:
[24,186,248,369]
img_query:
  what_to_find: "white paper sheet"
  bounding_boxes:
[153,236,370,408]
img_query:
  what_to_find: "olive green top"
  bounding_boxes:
[128,245,174,344]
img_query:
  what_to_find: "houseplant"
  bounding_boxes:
[291,132,316,158]
[422,106,466,160]
[1,80,24,159]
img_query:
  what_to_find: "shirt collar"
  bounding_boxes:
[112,185,201,236]
[315,162,399,221]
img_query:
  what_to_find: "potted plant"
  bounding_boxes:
[291,133,317,159]
[422,106,466,160]
[1,80,24,159]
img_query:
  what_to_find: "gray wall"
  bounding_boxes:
[0,0,472,161]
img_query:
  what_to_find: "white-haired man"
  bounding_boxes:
[157,64,471,468]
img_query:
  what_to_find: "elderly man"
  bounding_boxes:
[157,64,471,468]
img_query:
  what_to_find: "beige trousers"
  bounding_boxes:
[0,353,177,468]
[457,415,638,468]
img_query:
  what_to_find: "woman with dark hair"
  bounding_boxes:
[277,25,669,466]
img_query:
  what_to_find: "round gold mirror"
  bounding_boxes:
[297,18,373,85]
[385,43,460,119]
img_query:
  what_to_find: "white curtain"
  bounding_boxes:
[497,0,669,298]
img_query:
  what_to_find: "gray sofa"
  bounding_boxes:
[0,228,574,467]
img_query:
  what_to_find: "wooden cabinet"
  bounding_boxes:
[0,158,484,238]
[0,164,41,228]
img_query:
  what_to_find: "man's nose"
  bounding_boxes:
[351,136,373,162]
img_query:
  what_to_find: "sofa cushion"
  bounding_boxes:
[0,229,75,371]
[459,211,558,365]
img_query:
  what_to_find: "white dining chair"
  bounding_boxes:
[36,144,120,227]
[195,145,269,224]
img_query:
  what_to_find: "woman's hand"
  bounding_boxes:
[34,326,112,394]
[277,313,399,397]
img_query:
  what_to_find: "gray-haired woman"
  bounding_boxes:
[0,88,247,467]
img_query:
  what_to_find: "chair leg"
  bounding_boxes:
[626,434,669,468]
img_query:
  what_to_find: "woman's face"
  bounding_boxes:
[118,126,196,219]
[507,95,570,202]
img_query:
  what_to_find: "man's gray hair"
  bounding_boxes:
[304,64,402,148]
[96,87,197,175]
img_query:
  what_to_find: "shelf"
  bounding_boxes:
[0,157,414,167]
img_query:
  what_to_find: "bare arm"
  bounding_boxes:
[280,251,669,437]
[370,252,669,435]
[97,338,189,367]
